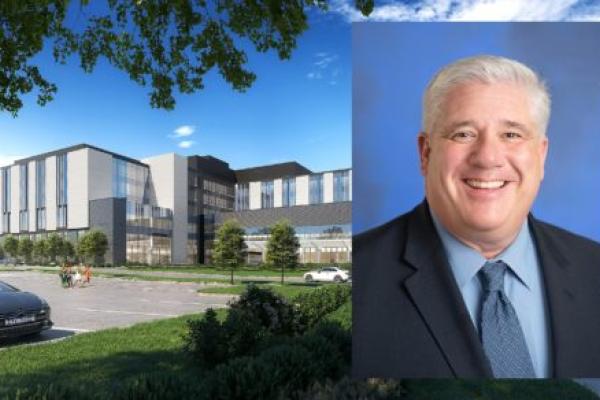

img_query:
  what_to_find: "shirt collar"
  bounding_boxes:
[430,209,534,290]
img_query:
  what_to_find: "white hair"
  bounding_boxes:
[422,55,551,135]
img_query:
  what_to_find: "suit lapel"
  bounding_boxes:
[401,202,493,378]
[528,216,581,377]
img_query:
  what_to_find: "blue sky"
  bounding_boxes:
[354,22,600,242]
[0,6,351,172]
[1,2,600,178]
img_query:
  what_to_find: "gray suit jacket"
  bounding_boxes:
[353,201,600,378]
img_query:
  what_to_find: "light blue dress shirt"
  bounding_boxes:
[430,211,551,378]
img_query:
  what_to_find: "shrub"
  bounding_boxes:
[5,383,91,400]
[230,284,296,336]
[186,285,296,368]
[293,284,352,333]
[206,323,350,400]
[324,300,352,331]
[184,308,228,367]
[288,377,407,400]
[114,373,205,400]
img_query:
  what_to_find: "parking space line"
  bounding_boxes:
[52,326,91,333]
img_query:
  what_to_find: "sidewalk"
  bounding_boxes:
[7,265,305,283]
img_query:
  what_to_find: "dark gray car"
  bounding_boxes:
[0,281,53,340]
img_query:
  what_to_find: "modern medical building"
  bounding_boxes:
[0,144,351,265]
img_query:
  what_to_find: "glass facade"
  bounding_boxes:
[235,183,249,211]
[125,201,173,264]
[56,154,67,228]
[333,170,350,202]
[243,224,352,265]
[309,174,323,204]
[261,180,274,208]
[19,164,28,231]
[282,177,295,207]
[1,168,10,233]
[36,160,46,230]
[187,171,235,264]
[113,158,149,203]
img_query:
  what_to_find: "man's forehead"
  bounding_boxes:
[433,82,540,134]
[443,119,533,132]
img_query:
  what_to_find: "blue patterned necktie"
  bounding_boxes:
[479,261,535,378]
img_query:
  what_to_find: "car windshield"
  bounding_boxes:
[0,282,18,292]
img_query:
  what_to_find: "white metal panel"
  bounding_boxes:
[67,149,89,229]
[10,166,19,233]
[274,178,282,208]
[28,160,36,232]
[323,172,334,203]
[249,181,261,210]
[46,156,57,230]
[88,149,113,200]
[295,175,309,205]
[349,169,352,201]
[142,153,188,264]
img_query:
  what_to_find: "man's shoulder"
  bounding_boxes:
[530,217,600,257]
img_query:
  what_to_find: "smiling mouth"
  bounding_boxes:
[464,179,508,189]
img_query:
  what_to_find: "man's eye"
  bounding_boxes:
[504,131,522,139]
[450,131,474,141]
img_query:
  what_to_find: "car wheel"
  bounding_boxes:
[305,275,313,283]
[333,275,342,283]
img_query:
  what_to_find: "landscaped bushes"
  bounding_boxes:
[293,284,352,333]
[205,323,350,400]
[185,284,350,369]
[182,284,353,399]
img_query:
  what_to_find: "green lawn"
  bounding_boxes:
[0,311,226,396]
[198,282,331,298]
[124,265,310,277]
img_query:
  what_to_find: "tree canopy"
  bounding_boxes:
[212,218,247,284]
[1,0,373,116]
[265,219,299,284]
[77,230,108,265]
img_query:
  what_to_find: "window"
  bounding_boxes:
[19,164,28,231]
[1,168,10,233]
[333,170,350,202]
[261,181,274,209]
[235,183,249,211]
[282,177,295,207]
[113,158,127,198]
[309,174,323,204]
[36,160,46,230]
[57,154,67,228]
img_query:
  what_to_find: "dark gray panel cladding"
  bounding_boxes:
[234,162,312,183]
[218,202,351,228]
[89,198,126,265]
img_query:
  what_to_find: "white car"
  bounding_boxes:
[303,266,350,283]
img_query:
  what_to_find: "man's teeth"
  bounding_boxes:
[465,179,506,189]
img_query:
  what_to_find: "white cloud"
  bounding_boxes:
[172,125,195,138]
[308,52,340,83]
[330,0,598,21]
[0,155,23,167]
[178,140,195,149]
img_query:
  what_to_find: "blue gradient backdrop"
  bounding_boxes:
[353,23,600,242]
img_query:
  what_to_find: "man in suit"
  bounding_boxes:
[353,55,600,379]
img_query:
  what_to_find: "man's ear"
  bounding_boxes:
[539,135,549,180]
[418,132,430,176]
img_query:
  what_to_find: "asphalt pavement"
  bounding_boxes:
[0,270,235,346]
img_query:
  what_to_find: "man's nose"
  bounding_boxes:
[468,133,504,168]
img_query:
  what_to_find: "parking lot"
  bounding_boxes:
[0,271,235,345]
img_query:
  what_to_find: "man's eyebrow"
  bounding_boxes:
[443,120,476,132]
[501,119,531,132]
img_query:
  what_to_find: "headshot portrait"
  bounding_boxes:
[352,23,600,379]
